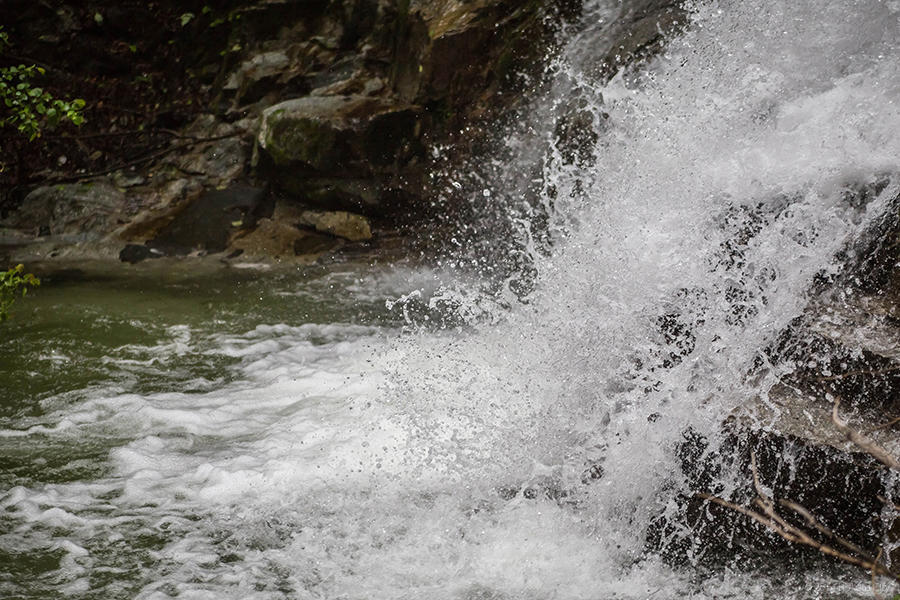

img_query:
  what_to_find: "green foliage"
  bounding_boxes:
[0,264,39,323]
[0,26,86,140]
[209,7,241,29]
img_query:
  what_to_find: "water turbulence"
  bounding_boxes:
[3,0,900,598]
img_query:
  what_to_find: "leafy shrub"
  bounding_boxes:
[0,26,85,140]
[0,264,39,322]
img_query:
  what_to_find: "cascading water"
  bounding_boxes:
[2,0,900,598]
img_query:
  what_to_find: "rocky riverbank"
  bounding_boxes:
[3,0,900,584]
[0,0,686,268]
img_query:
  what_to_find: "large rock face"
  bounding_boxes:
[1,0,697,266]
[244,0,583,219]
[647,188,900,569]
[259,96,420,173]
[2,182,125,241]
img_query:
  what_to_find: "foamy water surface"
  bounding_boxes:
[4,0,900,597]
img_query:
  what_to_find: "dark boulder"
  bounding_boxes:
[118,244,163,264]
[147,185,267,256]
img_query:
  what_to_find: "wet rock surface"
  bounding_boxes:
[147,185,268,256]
[0,0,601,266]
[297,209,373,241]
[3,182,125,241]
[0,0,695,269]
[649,188,900,569]
[229,217,341,262]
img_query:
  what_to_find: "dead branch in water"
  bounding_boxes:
[697,452,900,583]
[831,397,900,471]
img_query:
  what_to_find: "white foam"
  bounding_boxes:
[3,0,900,597]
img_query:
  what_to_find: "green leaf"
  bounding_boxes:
[180,12,195,27]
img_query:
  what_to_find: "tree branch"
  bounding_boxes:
[832,397,900,471]
[696,450,900,582]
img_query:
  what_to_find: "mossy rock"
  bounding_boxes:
[258,95,422,176]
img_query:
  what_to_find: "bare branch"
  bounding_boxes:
[872,548,885,600]
[699,491,897,578]
[832,397,900,471]
[697,451,900,583]
[779,498,874,562]
[867,414,900,434]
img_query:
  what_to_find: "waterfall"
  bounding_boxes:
[2,1,899,598]
[386,0,900,586]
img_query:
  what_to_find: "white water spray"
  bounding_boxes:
[2,1,900,598]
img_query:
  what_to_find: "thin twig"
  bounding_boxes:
[696,450,900,582]
[32,131,243,184]
[873,548,885,600]
[876,495,900,512]
[18,129,165,142]
[0,52,56,72]
[750,452,768,500]
[832,397,900,471]
[698,492,895,577]
[37,128,233,142]
[867,415,900,434]
[779,498,873,561]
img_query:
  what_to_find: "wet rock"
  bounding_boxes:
[229,217,339,260]
[297,209,372,241]
[272,199,372,241]
[648,423,893,570]
[293,230,342,256]
[651,285,900,567]
[148,185,267,256]
[258,95,421,176]
[118,243,163,264]
[111,170,146,188]
[224,50,291,104]
[553,94,603,167]
[115,178,205,243]
[390,0,565,113]
[3,181,125,241]
[307,55,368,95]
[276,176,383,213]
[589,0,688,82]
[177,137,247,184]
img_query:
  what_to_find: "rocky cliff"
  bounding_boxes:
[0,0,687,266]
